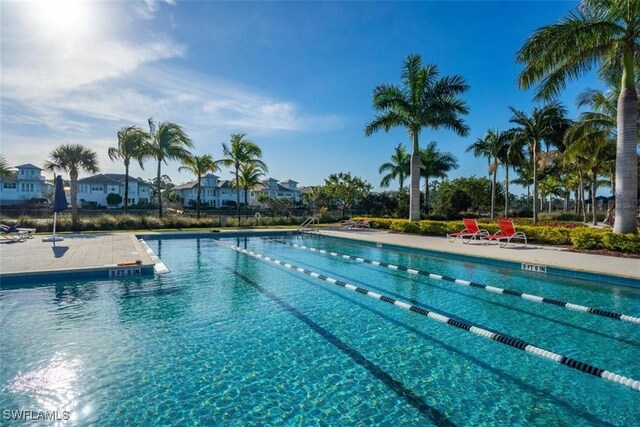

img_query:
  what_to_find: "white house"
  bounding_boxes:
[76,174,151,208]
[174,173,222,208]
[0,163,51,206]
[249,178,301,206]
[174,175,248,208]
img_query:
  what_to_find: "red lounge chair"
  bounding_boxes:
[483,218,527,247]
[447,218,489,243]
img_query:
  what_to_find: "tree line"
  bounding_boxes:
[41,119,268,230]
[365,1,639,234]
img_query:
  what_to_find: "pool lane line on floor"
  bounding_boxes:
[267,239,640,326]
[215,240,640,392]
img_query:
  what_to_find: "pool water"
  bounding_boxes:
[1,235,639,425]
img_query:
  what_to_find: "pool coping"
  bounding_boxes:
[312,230,640,288]
[0,234,155,286]
[3,228,637,288]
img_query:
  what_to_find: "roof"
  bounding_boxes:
[173,181,198,190]
[218,180,236,189]
[77,174,148,185]
[280,179,298,184]
[15,163,43,170]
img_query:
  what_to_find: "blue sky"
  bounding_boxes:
[1,0,600,192]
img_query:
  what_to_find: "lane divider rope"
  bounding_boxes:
[216,240,640,392]
[269,239,640,325]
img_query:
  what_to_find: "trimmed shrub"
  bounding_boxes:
[602,232,640,254]
[569,228,608,250]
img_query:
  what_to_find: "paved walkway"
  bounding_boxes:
[0,233,154,283]
[318,229,640,283]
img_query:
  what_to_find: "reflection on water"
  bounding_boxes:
[8,354,81,413]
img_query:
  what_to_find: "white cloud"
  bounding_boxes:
[136,0,176,20]
[0,0,343,182]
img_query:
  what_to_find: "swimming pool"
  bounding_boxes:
[1,234,639,425]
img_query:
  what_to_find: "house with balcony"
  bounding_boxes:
[174,173,223,208]
[0,163,51,206]
[249,178,301,206]
[76,174,150,208]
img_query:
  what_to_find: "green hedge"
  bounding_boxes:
[0,214,313,232]
[353,217,640,253]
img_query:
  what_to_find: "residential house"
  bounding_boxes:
[76,174,151,208]
[249,178,301,206]
[174,173,222,208]
[0,163,51,206]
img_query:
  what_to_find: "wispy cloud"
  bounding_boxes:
[135,0,176,20]
[1,1,342,178]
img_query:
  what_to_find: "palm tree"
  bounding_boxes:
[565,93,618,225]
[509,102,568,223]
[420,141,458,215]
[365,54,470,221]
[220,133,268,221]
[379,143,410,190]
[466,129,507,219]
[108,125,151,214]
[498,132,525,217]
[44,144,99,231]
[0,156,13,179]
[234,161,267,216]
[147,118,193,218]
[538,175,562,214]
[517,0,638,233]
[178,154,220,219]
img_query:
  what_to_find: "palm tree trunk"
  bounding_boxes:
[614,82,638,233]
[244,185,249,217]
[235,167,240,222]
[124,160,130,214]
[409,132,421,221]
[504,167,509,217]
[196,176,202,219]
[548,193,552,214]
[157,160,163,218]
[424,176,430,215]
[532,143,538,224]
[579,173,587,223]
[591,170,597,226]
[490,165,496,219]
[70,169,79,231]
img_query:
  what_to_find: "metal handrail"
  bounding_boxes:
[298,216,319,233]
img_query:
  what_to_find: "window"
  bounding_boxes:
[3,182,16,189]
[20,170,24,175]
[91,185,103,192]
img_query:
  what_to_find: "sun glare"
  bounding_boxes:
[29,0,94,37]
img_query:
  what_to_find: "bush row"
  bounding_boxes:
[353,217,640,253]
[0,214,317,232]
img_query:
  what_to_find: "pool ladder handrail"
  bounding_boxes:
[298,216,319,233]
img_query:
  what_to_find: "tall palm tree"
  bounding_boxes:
[379,143,410,190]
[147,118,193,218]
[499,132,525,217]
[108,125,151,214]
[220,133,268,221]
[538,175,562,214]
[509,102,568,223]
[234,161,267,216]
[178,154,220,219]
[44,144,99,231]
[365,54,470,221]
[420,141,458,215]
[466,129,507,219]
[517,0,639,233]
[565,96,618,225]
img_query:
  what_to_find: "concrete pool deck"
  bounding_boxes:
[316,229,640,286]
[0,233,155,285]
[0,228,637,287]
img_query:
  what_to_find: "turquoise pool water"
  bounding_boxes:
[1,235,639,425]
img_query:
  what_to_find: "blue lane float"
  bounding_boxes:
[216,240,640,392]
[269,239,640,325]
